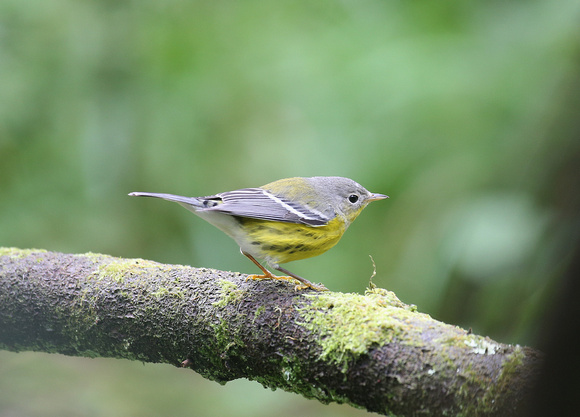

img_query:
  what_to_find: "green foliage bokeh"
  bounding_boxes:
[1,1,579,416]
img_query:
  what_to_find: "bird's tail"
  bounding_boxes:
[128,192,204,210]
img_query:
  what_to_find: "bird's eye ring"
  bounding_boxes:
[348,194,359,204]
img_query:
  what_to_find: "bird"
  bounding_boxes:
[129,176,387,290]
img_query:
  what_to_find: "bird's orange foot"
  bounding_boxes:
[245,273,327,291]
[293,281,328,291]
[245,273,298,284]
[246,273,328,291]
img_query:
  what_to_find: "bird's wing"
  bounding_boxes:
[201,188,332,226]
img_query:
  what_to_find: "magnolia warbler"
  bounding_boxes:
[129,176,387,290]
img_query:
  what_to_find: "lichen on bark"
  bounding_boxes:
[0,247,542,416]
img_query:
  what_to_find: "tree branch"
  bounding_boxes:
[0,247,541,416]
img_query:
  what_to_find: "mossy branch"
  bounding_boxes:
[0,247,541,416]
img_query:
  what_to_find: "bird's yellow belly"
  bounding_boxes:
[236,217,346,264]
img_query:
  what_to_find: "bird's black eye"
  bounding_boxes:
[348,194,359,204]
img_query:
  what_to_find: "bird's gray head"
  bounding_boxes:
[306,176,388,223]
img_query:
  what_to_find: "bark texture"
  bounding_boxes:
[0,247,542,416]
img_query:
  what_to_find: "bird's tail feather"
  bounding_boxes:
[128,192,203,208]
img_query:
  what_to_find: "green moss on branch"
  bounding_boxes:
[0,247,542,416]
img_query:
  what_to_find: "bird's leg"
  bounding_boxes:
[241,251,327,291]
[242,251,296,283]
[274,265,328,292]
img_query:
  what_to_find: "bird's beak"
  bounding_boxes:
[368,193,389,202]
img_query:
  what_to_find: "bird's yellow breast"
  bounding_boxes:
[235,216,347,264]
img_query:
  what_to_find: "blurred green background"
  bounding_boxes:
[1,0,579,416]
